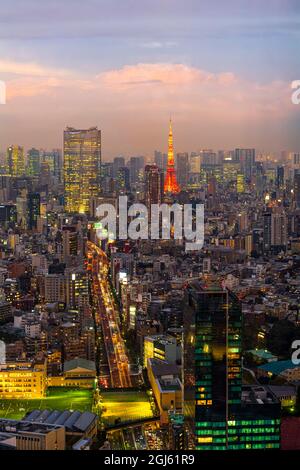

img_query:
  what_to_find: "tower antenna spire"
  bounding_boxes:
[164,119,180,194]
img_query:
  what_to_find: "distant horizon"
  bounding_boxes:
[0,135,299,163]
[0,119,299,162]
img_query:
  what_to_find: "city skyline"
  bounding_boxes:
[1,127,300,162]
[0,0,300,156]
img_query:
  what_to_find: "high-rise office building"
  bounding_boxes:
[223,161,239,184]
[294,172,300,208]
[208,176,217,196]
[64,127,101,214]
[263,210,272,253]
[184,281,280,450]
[271,207,287,250]
[41,150,61,179]
[263,207,287,253]
[62,227,78,261]
[235,149,255,182]
[293,153,300,167]
[176,153,189,188]
[200,150,217,166]
[101,162,113,178]
[113,156,125,178]
[276,166,284,189]
[129,156,144,185]
[0,204,17,227]
[39,161,51,188]
[27,148,40,177]
[27,192,40,230]
[236,174,245,193]
[101,162,114,193]
[6,146,25,177]
[144,164,164,209]
[154,151,168,174]
[66,268,89,309]
[189,153,201,174]
[117,167,130,192]
[188,153,202,188]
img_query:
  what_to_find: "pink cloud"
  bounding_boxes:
[0,59,70,77]
[7,77,63,99]
[99,63,237,88]
[96,63,290,120]
[1,61,297,155]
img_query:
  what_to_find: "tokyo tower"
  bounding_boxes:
[163,120,180,194]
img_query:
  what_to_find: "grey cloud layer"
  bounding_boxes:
[1,0,299,39]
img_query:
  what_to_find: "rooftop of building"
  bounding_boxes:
[0,360,45,372]
[148,358,180,378]
[169,413,184,425]
[188,279,226,293]
[158,377,182,392]
[63,358,96,373]
[247,349,278,361]
[268,385,297,397]
[22,409,97,433]
[144,334,176,345]
[241,385,280,405]
[257,360,300,375]
[0,418,63,435]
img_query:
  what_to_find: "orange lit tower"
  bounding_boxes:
[164,120,180,194]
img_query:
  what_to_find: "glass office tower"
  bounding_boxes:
[64,127,101,215]
[184,281,280,450]
[6,145,25,177]
[27,192,40,230]
[27,148,40,177]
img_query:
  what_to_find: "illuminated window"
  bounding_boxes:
[198,437,213,443]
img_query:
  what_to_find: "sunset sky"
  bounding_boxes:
[0,0,300,158]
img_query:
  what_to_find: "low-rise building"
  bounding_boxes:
[268,385,297,408]
[24,409,98,440]
[247,349,278,364]
[47,358,96,388]
[257,360,300,382]
[147,358,182,424]
[0,418,65,450]
[0,360,46,399]
[143,335,179,368]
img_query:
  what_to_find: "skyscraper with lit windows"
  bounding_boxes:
[6,145,25,177]
[235,148,255,182]
[27,192,40,230]
[64,127,101,214]
[184,281,280,450]
[294,171,300,209]
[176,153,189,188]
[144,164,164,209]
[27,148,40,177]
